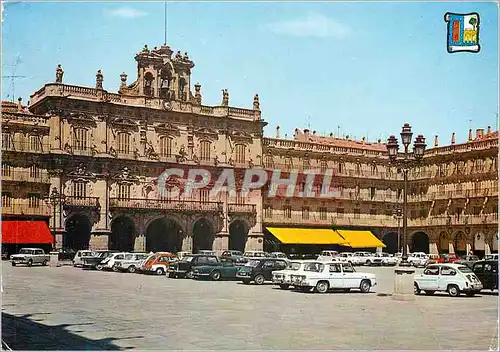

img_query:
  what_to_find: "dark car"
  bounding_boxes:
[473,260,498,291]
[236,258,288,285]
[81,250,118,269]
[168,254,220,278]
[192,259,241,281]
[220,250,247,265]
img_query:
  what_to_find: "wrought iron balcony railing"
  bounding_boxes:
[1,202,51,216]
[63,196,101,208]
[228,203,257,214]
[1,170,50,183]
[109,198,223,213]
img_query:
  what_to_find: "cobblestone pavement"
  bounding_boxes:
[2,263,498,350]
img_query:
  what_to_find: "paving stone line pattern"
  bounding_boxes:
[2,264,498,350]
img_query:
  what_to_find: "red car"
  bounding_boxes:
[435,253,461,263]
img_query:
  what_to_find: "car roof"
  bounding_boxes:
[474,260,498,264]
[427,263,464,268]
[20,248,43,250]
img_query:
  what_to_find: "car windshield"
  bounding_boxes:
[183,256,194,262]
[458,266,473,273]
[304,263,324,272]
[18,249,32,254]
[82,252,94,257]
[245,260,261,267]
[287,262,301,270]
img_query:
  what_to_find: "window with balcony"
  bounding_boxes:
[118,184,131,199]
[29,135,41,151]
[265,155,274,168]
[2,192,12,207]
[474,159,484,173]
[73,128,88,151]
[117,132,130,154]
[200,189,210,202]
[2,164,12,177]
[410,210,417,219]
[283,203,292,218]
[28,193,40,208]
[200,140,211,161]
[319,206,327,220]
[320,160,328,172]
[264,204,273,218]
[354,208,361,219]
[385,188,391,200]
[336,207,344,218]
[338,162,344,174]
[2,132,12,150]
[29,165,40,179]
[159,136,173,157]
[419,209,426,218]
[456,183,463,195]
[235,144,246,164]
[17,133,26,151]
[370,187,376,199]
[303,158,311,170]
[302,206,310,220]
[371,164,377,175]
[73,182,87,198]
[370,208,377,216]
[284,158,293,171]
[473,206,481,215]
[355,163,361,175]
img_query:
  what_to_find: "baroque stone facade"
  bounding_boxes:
[1,44,498,255]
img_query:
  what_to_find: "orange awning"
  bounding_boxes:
[2,221,53,244]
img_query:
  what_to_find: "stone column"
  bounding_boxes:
[428,242,438,255]
[247,232,264,251]
[182,235,193,252]
[89,234,109,251]
[393,267,415,301]
[213,232,229,255]
[134,235,146,252]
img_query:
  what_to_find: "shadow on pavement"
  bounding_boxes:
[2,313,142,350]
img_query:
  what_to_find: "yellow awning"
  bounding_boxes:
[267,228,349,245]
[335,230,386,248]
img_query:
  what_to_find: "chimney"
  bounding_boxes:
[468,129,473,141]
[434,135,438,147]
[304,128,310,140]
[487,126,492,134]
[451,132,455,144]
[476,128,485,139]
[276,125,280,139]
[17,97,22,112]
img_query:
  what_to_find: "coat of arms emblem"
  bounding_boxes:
[445,12,480,53]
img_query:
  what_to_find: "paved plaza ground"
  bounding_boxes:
[1,263,498,350]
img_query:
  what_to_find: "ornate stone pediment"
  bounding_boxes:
[230,130,253,144]
[109,116,138,130]
[113,167,140,184]
[154,122,180,136]
[194,127,218,140]
[67,163,96,181]
[62,111,97,128]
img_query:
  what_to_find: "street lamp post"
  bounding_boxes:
[393,208,403,253]
[44,187,66,250]
[386,123,426,267]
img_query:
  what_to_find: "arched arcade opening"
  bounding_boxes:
[229,220,249,253]
[192,218,214,254]
[411,231,429,254]
[146,218,182,253]
[110,216,136,252]
[64,213,92,251]
[382,232,400,254]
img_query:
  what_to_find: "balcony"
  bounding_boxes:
[109,198,223,213]
[64,196,101,208]
[2,141,50,154]
[228,203,256,214]
[262,212,393,228]
[1,170,50,184]
[1,202,51,217]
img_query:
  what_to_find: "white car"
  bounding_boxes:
[73,250,96,267]
[270,252,288,260]
[414,264,483,297]
[114,253,150,273]
[351,252,376,266]
[99,252,129,271]
[272,260,310,289]
[243,251,269,259]
[316,250,339,262]
[376,253,398,266]
[290,261,376,293]
[408,252,429,267]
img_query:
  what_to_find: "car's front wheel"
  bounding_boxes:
[254,274,265,285]
[96,264,104,271]
[27,259,33,267]
[128,266,136,274]
[155,268,165,276]
[42,260,48,266]
[11,262,16,267]
[360,279,371,293]
[315,281,329,293]
[210,270,221,281]
[414,282,421,295]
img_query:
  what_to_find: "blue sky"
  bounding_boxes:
[2,1,498,144]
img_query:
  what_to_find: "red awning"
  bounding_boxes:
[1,221,53,244]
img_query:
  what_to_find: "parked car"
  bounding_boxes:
[427,254,440,265]
[408,252,429,267]
[270,252,288,260]
[81,250,118,269]
[114,253,150,273]
[140,252,177,275]
[272,260,314,289]
[243,251,269,259]
[455,255,480,270]
[378,253,398,266]
[290,261,376,293]
[484,254,499,261]
[192,258,241,281]
[73,250,96,267]
[414,264,483,297]
[220,250,247,264]
[317,251,339,262]
[435,253,461,264]
[236,258,288,284]
[176,251,191,261]
[98,252,129,271]
[197,250,216,256]
[351,252,375,266]
[473,260,498,291]
[11,248,50,267]
[168,254,221,278]
[337,252,354,264]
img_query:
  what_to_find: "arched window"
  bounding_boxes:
[159,136,173,157]
[73,128,88,151]
[200,140,211,161]
[235,144,246,164]
[117,132,130,154]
